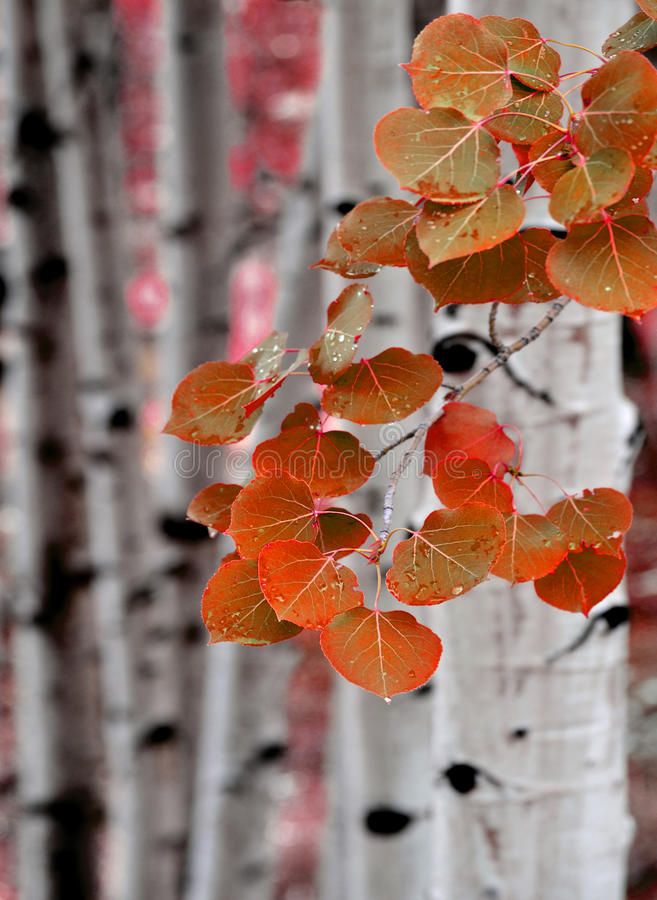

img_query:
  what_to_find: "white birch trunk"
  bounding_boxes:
[427,3,637,897]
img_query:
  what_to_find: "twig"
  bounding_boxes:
[488,302,504,351]
[379,423,428,543]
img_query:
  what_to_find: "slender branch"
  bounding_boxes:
[376,298,571,538]
[488,302,504,352]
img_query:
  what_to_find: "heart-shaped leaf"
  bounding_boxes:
[406,230,526,310]
[240,331,287,384]
[432,457,514,513]
[485,85,563,145]
[481,16,560,91]
[315,508,374,559]
[164,361,260,444]
[374,107,500,203]
[492,514,568,583]
[534,547,626,615]
[404,13,512,118]
[258,540,364,629]
[187,483,242,532]
[572,51,657,161]
[312,228,381,279]
[603,13,657,57]
[416,186,525,267]
[253,426,375,498]
[281,402,320,431]
[546,215,657,318]
[336,198,418,266]
[549,148,635,226]
[228,474,316,559]
[504,228,560,304]
[386,504,505,605]
[528,132,576,191]
[424,402,516,475]
[602,167,653,220]
[309,284,373,384]
[547,487,633,554]
[202,558,302,645]
[320,607,443,699]
[321,347,443,424]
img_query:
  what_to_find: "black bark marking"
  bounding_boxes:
[16,108,61,154]
[432,339,477,373]
[30,255,69,290]
[138,723,179,748]
[364,806,414,836]
[107,407,136,430]
[7,184,40,214]
[444,763,479,794]
[334,199,359,215]
[254,742,287,765]
[159,515,210,543]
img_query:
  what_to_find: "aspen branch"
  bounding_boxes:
[377,298,571,539]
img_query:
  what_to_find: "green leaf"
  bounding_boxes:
[336,197,418,266]
[374,107,500,203]
[603,13,657,57]
[309,284,373,384]
[549,148,635,226]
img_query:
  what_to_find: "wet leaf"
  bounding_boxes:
[386,504,505,605]
[258,540,364,629]
[240,331,287,385]
[315,508,373,559]
[547,487,633,554]
[534,547,626,615]
[504,228,560,304]
[228,474,316,559]
[424,402,516,475]
[281,402,320,431]
[321,347,443,424]
[603,13,657,57]
[485,84,563,145]
[312,228,381,279]
[549,148,635,226]
[416,186,525,267]
[432,457,514,513]
[202,559,302,645]
[309,284,373,384]
[637,0,657,19]
[602,167,653,219]
[492,514,568,583]
[374,107,500,203]
[404,13,512,118]
[528,132,575,191]
[481,16,560,91]
[187,483,242,532]
[337,197,418,266]
[546,215,657,318]
[320,607,443,699]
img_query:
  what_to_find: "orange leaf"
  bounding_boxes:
[321,347,443,424]
[485,85,563,145]
[336,197,418,266]
[164,361,260,445]
[404,13,512,118]
[432,457,514,513]
[492,514,568,583]
[187,483,242,532]
[549,148,635,226]
[602,167,653,220]
[416,186,525,267]
[528,132,575,191]
[386,504,505,605]
[312,228,381,279]
[637,0,657,20]
[424,402,516,476]
[252,426,375,498]
[546,215,657,318]
[281,402,320,431]
[504,228,560,304]
[227,474,316,559]
[547,487,633,554]
[534,547,626,615]
[374,107,500,203]
[406,230,525,310]
[320,607,443,699]
[202,559,302,645]
[571,52,657,161]
[309,284,373,384]
[258,540,364,629]
[315,508,373,559]
[480,16,560,91]
[603,13,657,57]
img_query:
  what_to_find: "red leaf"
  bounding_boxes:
[424,402,516,476]
[492,514,568,583]
[374,107,500,203]
[485,85,563,145]
[252,426,375,498]
[320,607,442,698]
[528,132,575,192]
[549,148,635,226]
[416,186,525,267]
[432,457,514,513]
[187,483,242,532]
[202,558,302,645]
[386,504,505,605]
[164,361,260,444]
[547,487,633,554]
[227,474,316,559]
[336,197,418,266]
[312,228,381,279]
[603,13,657,58]
[546,215,657,318]
[404,13,512,118]
[321,347,443,424]
[480,16,560,91]
[315,508,373,559]
[504,228,560,304]
[258,540,364,629]
[534,547,626,615]
[599,167,653,221]
[309,284,373,384]
[572,52,657,161]
[406,230,525,310]
[281,402,320,431]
